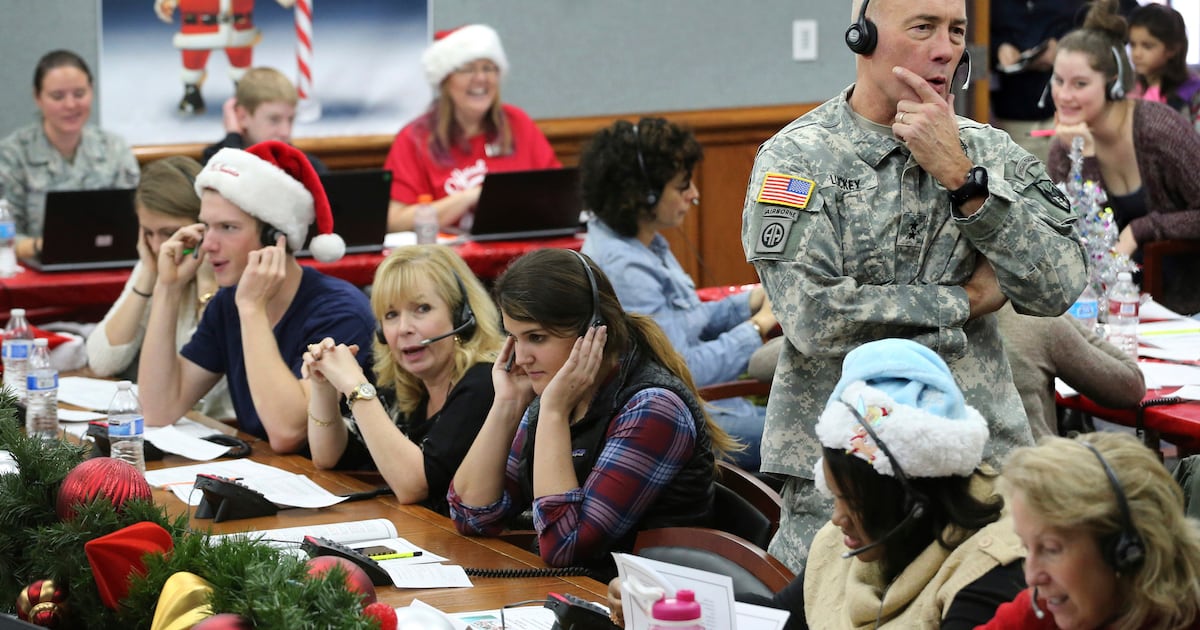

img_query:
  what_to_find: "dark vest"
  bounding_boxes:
[516,346,716,570]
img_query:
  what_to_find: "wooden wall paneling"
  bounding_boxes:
[131,103,815,287]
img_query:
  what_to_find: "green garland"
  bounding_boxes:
[0,402,379,629]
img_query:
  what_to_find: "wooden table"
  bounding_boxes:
[150,440,606,612]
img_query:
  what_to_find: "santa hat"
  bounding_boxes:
[813,338,988,495]
[194,141,345,262]
[422,24,509,88]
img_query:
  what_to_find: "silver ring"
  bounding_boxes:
[897,112,906,124]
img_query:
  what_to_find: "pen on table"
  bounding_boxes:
[1028,129,1057,138]
[338,486,395,502]
[369,551,422,560]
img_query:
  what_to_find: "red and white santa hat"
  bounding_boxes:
[421,24,509,88]
[194,141,345,262]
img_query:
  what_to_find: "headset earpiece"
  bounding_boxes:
[1081,442,1145,573]
[567,249,603,333]
[260,225,286,249]
[1107,46,1127,100]
[631,123,658,207]
[450,272,477,341]
[845,0,877,55]
[375,322,386,345]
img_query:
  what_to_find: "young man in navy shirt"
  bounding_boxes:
[138,141,375,453]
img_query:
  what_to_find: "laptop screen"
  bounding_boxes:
[300,169,391,256]
[26,188,139,272]
[465,167,583,241]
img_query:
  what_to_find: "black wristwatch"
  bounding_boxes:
[947,166,989,208]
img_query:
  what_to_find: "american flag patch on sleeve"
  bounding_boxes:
[756,173,816,209]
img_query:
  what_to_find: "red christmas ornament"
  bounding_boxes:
[305,556,378,605]
[363,602,398,630]
[56,457,153,520]
[16,579,68,628]
[192,613,253,629]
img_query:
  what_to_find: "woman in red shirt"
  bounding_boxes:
[383,24,560,233]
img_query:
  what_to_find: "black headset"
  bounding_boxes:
[838,400,929,558]
[374,272,477,346]
[630,122,658,208]
[845,0,878,55]
[259,224,287,249]
[567,249,604,333]
[845,0,972,90]
[1081,441,1145,573]
[1037,45,1128,109]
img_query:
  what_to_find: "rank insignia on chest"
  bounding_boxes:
[757,173,816,210]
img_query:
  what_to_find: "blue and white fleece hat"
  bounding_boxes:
[813,338,988,495]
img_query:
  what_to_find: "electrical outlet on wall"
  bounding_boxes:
[793,20,817,61]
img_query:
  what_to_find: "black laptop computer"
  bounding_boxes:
[22,188,139,272]
[300,169,391,256]
[461,167,584,242]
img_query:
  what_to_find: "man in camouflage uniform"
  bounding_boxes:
[741,0,1087,573]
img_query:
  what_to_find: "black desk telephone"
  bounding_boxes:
[193,473,278,522]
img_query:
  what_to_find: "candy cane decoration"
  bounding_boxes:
[294,0,322,122]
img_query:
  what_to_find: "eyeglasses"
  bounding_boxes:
[452,63,500,77]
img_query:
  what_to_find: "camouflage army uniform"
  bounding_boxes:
[0,122,140,241]
[741,87,1087,572]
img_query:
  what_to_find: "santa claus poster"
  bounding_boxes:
[99,0,430,146]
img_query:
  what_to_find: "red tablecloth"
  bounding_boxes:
[0,235,583,325]
[1057,389,1200,454]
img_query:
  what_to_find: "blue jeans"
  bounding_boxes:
[707,397,765,471]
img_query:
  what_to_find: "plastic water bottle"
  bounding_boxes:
[0,198,19,278]
[414,193,438,245]
[650,590,704,630]
[2,308,34,402]
[107,381,145,473]
[24,338,58,440]
[1106,272,1139,359]
[1067,283,1100,333]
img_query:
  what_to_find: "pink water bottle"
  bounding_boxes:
[650,589,704,630]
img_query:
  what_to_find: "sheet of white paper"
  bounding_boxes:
[352,537,447,565]
[384,231,419,249]
[57,377,138,410]
[614,553,735,630]
[452,604,557,630]
[57,408,106,422]
[1140,297,1187,322]
[211,518,399,547]
[162,472,346,508]
[145,459,293,505]
[1138,320,1200,356]
[145,425,230,460]
[1139,347,1200,363]
[385,563,473,588]
[734,602,791,630]
[1055,378,1079,398]
[62,423,91,440]
[409,600,471,630]
[1139,362,1200,388]
[1170,385,1200,401]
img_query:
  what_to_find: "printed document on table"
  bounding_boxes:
[1139,362,1200,388]
[385,563,472,588]
[143,459,346,508]
[212,518,398,547]
[450,601,557,630]
[1139,319,1200,358]
[144,425,230,460]
[57,377,138,410]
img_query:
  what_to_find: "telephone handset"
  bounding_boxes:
[301,535,393,586]
[193,473,278,522]
[544,592,620,630]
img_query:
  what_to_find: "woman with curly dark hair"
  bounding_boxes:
[579,118,776,470]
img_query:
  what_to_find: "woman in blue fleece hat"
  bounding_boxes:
[609,338,1025,629]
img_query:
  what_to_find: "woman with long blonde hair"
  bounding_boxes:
[304,245,502,514]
